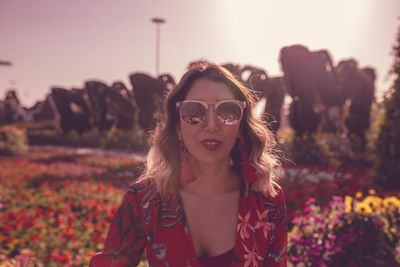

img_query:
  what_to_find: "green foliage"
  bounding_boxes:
[278,129,374,168]
[16,120,62,146]
[373,26,400,190]
[99,127,148,151]
[17,120,148,152]
[316,133,372,168]
[282,135,327,166]
[0,125,28,156]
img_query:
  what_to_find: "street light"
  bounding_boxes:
[0,60,12,66]
[151,17,165,76]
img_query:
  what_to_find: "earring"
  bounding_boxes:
[238,137,259,184]
[179,138,196,183]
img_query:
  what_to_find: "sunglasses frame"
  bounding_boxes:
[176,99,247,126]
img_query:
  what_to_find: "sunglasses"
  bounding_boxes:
[176,99,246,126]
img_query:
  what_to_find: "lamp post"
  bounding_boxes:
[0,60,12,66]
[151,17,165,76]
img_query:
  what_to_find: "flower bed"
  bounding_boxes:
[280,164,397,226]
[0,151,145,266]
[1,150,399,266]
[288,193,400,266]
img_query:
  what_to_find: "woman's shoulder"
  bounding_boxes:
[271,183,285,199]
[250,182,285,203]
[249,183,286,221]
[126,178,160,204]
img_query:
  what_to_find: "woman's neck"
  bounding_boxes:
[181,160,240,196]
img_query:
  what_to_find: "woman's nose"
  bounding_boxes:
[203,105,221,132]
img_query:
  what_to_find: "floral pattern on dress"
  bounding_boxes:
[237,211,255,239]
[89,180,288,267]
[255,209,271,239]
[243,243,263,267]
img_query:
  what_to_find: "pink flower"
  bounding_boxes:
[243,244,263,267]
[306,198,316,205]
[237,212,254,239]
[290,256,302,262]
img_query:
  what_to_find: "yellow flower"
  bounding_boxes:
[368,189,376,195]
[355,192,363,199]
[361,195,383,212]
[290,224,300,235]
[344,196,353,213]
[355,202,373,215]
[383,196,400,212]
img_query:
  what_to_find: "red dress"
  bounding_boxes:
[89,180,288,267]
[198,247,234,267]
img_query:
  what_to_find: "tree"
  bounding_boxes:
[373,25,400,190]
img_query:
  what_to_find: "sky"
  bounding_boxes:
[1,0,399,107]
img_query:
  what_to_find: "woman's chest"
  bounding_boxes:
[141,192,275,266]
[181,194,240,258]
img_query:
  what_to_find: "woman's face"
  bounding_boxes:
[177,78,241,166]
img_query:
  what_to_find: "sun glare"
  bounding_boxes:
[220,0,372,74]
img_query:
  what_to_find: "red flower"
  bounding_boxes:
[1,224,13,231]
[62,231,76,240]
[94,225,102,233]
[3,236,13,243]
[92,235,106,244]
[35,207,45,216]
[23,217,36,228]
[100,219,109,226]
[30,232,41,241]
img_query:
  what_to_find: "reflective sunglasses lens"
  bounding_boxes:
[181,102,206,125]
[216,102,242,125]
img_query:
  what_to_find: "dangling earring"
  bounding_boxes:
[238,137,259,184]
[179,138,196,183]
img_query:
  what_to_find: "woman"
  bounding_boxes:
[89,61,288,267]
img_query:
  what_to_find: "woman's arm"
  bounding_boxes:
[89,190,147,267]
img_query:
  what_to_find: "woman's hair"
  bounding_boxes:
[137,61,282,197]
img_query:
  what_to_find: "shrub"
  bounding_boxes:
[278,130,372,168]
[373,25,400,190]
[288,193,400,266]
[315,133,372,168]
[99,127,148,151]
[284,135,327,166]
[20,120,148,152]
[0,125,28,156]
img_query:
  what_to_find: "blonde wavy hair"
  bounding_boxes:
[137,61,282,197]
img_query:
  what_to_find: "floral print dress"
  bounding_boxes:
[89,180,288,267]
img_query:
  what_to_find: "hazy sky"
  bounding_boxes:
[1,0,399,107]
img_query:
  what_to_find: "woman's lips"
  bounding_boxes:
[200,139,221,151]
